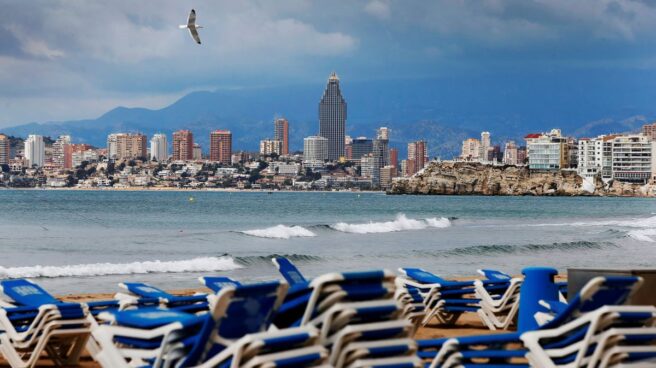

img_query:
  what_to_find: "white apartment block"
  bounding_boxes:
[525,129,568,170]
[24,134,45,168]
[611,135,654,183]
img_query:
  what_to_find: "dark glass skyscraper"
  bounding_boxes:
[319,72,347,161]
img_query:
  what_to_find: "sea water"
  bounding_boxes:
[0,190,655,294]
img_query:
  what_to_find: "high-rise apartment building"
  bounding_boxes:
[407,140,428,175]
[642,122,656,141]
[351,137,373,161]
[389,148,398,169]
[503,141,518,165]
[480,131,491,161]
[150,134,168,162]
[303,136,328,165]
[24,134,45,168]
[461,138,481,161]
[0,134,11,165]
[193,143,203,160]
[260,139,283,156]
[172,130,194,161]
[65,144,93,168]
[525,129,569,170]
[377,127,390,140]
[107,133,147,160]
[52,135,71,168]
[319,72,347,161]
[210,130,232,164]
[274,118,289,155]
[611,135,654,183]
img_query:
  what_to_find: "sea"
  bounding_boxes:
[1,190,655,294]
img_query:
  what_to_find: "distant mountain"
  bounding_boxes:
[4,72,654,158]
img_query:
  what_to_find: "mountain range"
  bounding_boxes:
[3,73,654,158]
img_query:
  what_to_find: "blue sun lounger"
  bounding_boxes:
[0,279,95,368]
[89,280,329,367]
[418,275,656,368]
[117,282,208,313]
[198,276,241,292]
[273,256,309,286]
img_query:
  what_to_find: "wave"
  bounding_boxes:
[628,229,656,243]
[330,214,451,234]
[0,256,242,279]
[241,225,316,239]
[418,241,615,258]
[234,253,323,266]
[526,215,656,229]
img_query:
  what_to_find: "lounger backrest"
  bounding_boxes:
[478,269,512,281]
[181,281,288,366]
[120,282,173,300]
[544,276,642,329]
[302,270,396,325]
[200,276,241,292]
[400,268,445,284]
[0,279,60,307]
[272,257,308,285]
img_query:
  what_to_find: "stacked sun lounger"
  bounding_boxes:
[417,275,656,367]
[1,261,654,368]
[398,267,521,330]
[0,279,95,368]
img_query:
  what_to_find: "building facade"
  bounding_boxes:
[525,129,569,170]
[503,141,518,165]
[611,135,654,183]
[642,122,656,141]
[274,118,289,155]
[0,134,9,165]
[24,134,45,168]
[319,72,347,161]
[351,137,373,162]
[407,140,428,175]
[150,134,168,162]
[172,130,194,161]
[107,133,147,160]
[210,130,232,164]
[193,143,203,161]
[461,138,480,161]
[52,135,71,169]
[260,139,283,156]
[303,136,328,165]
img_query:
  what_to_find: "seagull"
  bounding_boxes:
[179,9,202,44]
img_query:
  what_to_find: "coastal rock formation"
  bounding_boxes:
[388,161,655,197]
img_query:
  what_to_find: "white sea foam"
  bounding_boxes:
[628,229,656,243]
[0,256,242,279]
[331,214,451,234]
[242,225,316,239]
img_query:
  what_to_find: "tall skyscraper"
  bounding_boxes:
[193,143,203,160]
[52,135,71,168]
[172,130,194,161]
[319,72,347,161]
[377,127,390,140]
[150,134,168,162]
[106,133,147,160]
[389,148,398,169]
[0,134,10,165]
[480,131,491,162]
[24,134,45,168]
[210,130,232,164]
[351,137,373,161]
[274,118,289,155]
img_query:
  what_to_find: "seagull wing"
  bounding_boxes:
[189,27,201,44]
[187,9,197,27]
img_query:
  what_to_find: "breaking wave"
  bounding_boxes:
[0,256,242,279]
[331,214,451,234]
[241,225,316,239]
[628,229,656,243]
[418,241,615,258]
[234,253,323,265]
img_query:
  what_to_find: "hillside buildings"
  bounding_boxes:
[209,130,232,164]
[172,130,194,161]
[319,72,347,161]
[260,139,283,156]
[52,135,71,168]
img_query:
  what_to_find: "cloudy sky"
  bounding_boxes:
[2,0,656,127]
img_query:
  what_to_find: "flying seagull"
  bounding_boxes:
[179,9,202,44]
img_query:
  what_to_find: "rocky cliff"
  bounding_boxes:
[388,161,655,196]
